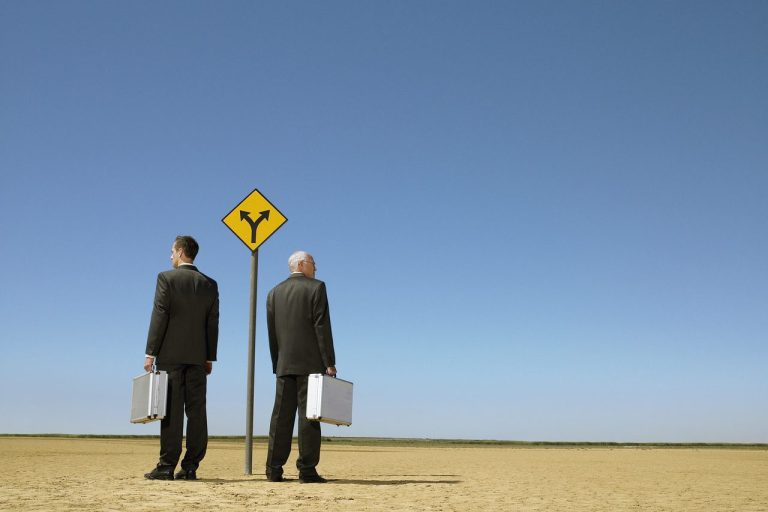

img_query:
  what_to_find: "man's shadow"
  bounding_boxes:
[331,478,461,486]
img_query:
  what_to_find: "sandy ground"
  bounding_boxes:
[0,437,766,511]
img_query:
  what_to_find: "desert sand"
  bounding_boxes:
[0,437,766,511]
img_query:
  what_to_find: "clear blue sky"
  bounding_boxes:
[1,1,766,442]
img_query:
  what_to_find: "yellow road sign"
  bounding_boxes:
[222,189,287,252]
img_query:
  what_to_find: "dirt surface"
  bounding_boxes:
[0,437,766,511]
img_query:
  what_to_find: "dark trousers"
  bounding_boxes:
[157,364,208,471]
[265,375,321,478]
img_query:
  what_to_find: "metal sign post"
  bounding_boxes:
[244,248,258,474]
[222,189,287,475]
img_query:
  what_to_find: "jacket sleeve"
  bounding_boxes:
[266,289,278,373]
[145,273,170,357]
[206,285,219,361]
[312,282,336,369]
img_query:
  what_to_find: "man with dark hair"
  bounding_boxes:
[172,235,199,260]
[143,235,219,481]
[265,250,336,483]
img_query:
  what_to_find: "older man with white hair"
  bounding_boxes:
[265,251,337,483]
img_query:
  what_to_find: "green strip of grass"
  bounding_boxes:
[1,434,765,449]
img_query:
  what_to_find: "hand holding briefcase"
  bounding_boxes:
[130,370,168,424]
[306,373,353,426]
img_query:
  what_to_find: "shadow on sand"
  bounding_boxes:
[198,476,462,485]
[330,478,461,485]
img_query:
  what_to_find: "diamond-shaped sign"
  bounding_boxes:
[222,189,287,252]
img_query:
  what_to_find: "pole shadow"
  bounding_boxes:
[199,478,263,483]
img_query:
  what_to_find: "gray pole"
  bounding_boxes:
[244,248,259,475]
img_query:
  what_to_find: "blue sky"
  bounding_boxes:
[1,1,766,442]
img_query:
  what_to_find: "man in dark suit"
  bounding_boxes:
[143,235,219,481]
[265,251,336,483]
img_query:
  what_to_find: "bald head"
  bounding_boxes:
[288,251,316,278]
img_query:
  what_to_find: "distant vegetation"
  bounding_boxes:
[1,434,766,449]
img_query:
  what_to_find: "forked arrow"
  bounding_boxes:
[240,210,270,244]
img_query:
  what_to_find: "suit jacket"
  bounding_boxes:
[267,273,335,377]
[145,265,219,365]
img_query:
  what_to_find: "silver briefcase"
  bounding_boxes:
[306,373,353,426]
[130,371,168,424]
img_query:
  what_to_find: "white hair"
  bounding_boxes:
[288,251,310,272]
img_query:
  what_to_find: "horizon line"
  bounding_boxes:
[1,434,766,449]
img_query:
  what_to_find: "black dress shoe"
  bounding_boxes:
[144,467,174,480]
[175,469,197,480]
[266,474,285,482]
[299,474,327,483]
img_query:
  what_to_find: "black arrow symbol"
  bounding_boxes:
[240,210,270,244]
